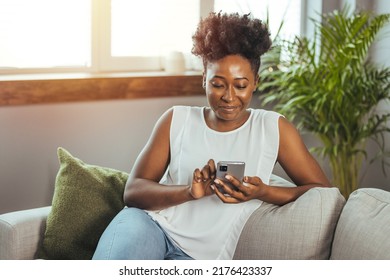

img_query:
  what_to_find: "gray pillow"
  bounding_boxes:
[234,186,345,259]
[330,188,390,260]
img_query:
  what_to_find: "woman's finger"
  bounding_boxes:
[193,168,202,183]
[208,159,216,179]
[243,176,262,186]
[201,164,211,181]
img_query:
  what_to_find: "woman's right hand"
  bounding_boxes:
[189,159,216,199]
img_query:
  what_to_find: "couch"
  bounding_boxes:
[1,148,390,260]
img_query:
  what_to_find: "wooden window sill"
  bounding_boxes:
[0,72,204,106]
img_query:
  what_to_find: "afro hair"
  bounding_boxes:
[192,12,272,74]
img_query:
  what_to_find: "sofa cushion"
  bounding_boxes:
[330,188,390,259]
[37,148,128,259]
[234,187,345,259]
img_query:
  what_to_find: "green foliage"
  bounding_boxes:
[259,9,390,197]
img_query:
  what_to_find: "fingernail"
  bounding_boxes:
[214,179,221,184]
[225,175,232,180]
[210,185,215,190]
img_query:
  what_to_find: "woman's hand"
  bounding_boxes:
[189,159,217,199]
[214,175,267,203]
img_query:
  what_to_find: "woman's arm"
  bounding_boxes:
[277,117,331,189]
[214,117,332,205]
[124,108,216,211]
[269,116,332,204]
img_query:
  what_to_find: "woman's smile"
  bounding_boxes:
[217,105,241,114]
[219,105,239,110]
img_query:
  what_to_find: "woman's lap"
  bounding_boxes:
[92,207,192,260]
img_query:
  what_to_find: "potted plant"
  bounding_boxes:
[259,8,390,197]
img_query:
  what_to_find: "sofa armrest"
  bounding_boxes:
[0,206,51,260]
[234,187,345,259]
[330,188,390,259]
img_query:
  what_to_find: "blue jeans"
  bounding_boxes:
[92,207,193,260]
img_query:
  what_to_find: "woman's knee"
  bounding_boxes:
[93,207,166,259]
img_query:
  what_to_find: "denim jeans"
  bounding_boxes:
[92,207,193,260]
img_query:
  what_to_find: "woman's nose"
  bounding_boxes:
[222,86,235,102]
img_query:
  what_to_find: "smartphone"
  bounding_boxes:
[216,161,245,194]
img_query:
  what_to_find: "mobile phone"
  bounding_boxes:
[216,161,245,194]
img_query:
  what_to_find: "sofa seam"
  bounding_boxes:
[356,189,390,204]
[313,188,324,259]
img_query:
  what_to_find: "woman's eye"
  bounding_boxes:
[212,83,224,88]
[236,85,247,90]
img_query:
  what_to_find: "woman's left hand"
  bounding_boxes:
[214,175,267,203]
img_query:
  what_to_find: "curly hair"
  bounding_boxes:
[192,12,272,74]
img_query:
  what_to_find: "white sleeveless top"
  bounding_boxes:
[147,106,281,259]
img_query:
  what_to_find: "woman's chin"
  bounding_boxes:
[217,106,241,118]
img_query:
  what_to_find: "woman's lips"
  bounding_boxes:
[219,106,240,113]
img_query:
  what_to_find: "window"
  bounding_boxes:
[111,0,199,57]
[103,0,202,71]
[0,0,90,71]
[0,0,302,75]
[214,0,301,41]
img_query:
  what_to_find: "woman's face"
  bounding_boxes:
[204,54,257,130]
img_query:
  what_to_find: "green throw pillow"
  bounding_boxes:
[37,147,128,259]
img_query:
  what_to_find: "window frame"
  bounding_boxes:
[0,0,214,75]
[94,0,163,72]
[0,0,306,76]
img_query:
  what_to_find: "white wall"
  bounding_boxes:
[0,96,208,214]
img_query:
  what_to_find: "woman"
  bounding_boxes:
[93,12,331,260]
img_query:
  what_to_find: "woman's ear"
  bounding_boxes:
[202,72,206,88]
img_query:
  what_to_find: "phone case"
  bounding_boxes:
[216,161,245,181]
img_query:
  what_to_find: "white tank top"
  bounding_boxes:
[147,106,281,259]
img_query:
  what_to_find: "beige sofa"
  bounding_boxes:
[1,174,390,260]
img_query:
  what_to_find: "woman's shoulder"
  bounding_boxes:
[172,105,203,114]
[250,108,283,121]
[157,106,194,124]
[171,106,204,120]
[168,106,204,131]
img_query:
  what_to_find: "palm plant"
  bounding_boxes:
[259,9,390,197]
